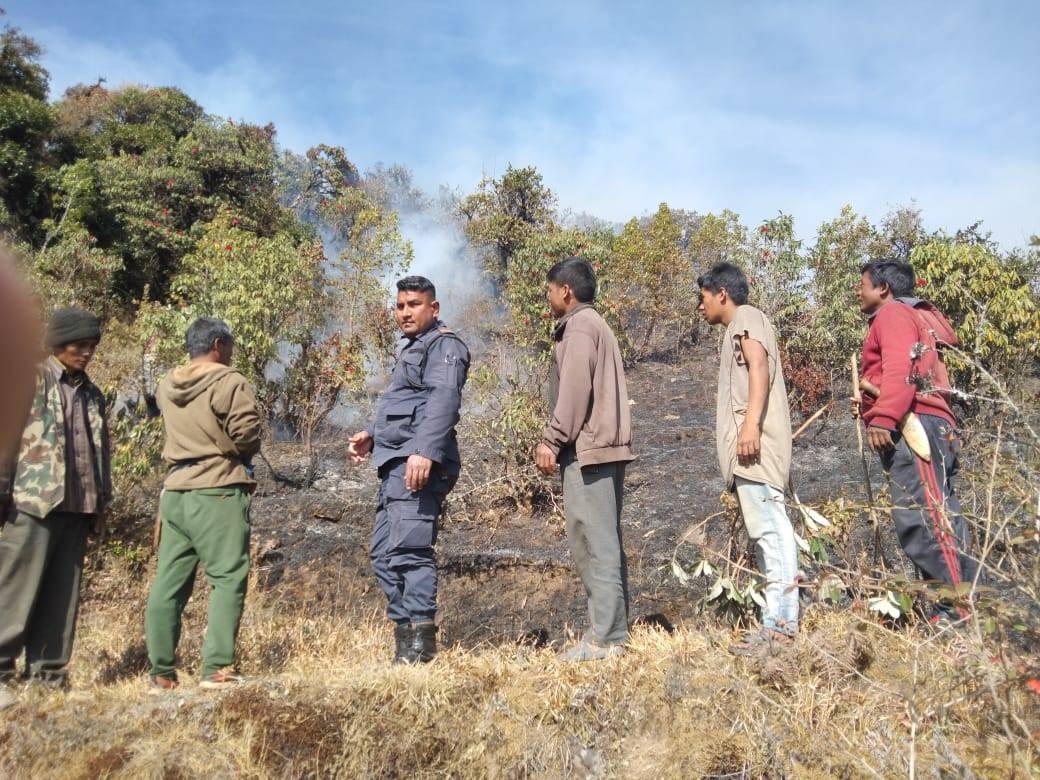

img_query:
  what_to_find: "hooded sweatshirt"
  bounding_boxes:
[156,362,262,490]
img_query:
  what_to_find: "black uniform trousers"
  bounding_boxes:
[369,458,456,623]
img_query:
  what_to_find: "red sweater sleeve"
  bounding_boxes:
[863,305,919,431]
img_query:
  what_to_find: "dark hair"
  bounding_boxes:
[697,262,749,306]
[396,275,436,298]
[185,317,234,358]
[861,260,915,297]
[546,256,596,302]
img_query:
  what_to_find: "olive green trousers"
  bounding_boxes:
[145,487,250,679]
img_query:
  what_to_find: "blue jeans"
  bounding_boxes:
[735,477,799,634]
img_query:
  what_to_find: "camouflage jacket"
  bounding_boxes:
[0,358,112,519]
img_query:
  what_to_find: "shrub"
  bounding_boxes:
[610,203,694,359]
[911,239,1040,389]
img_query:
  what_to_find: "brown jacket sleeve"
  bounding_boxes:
[542,329,596,455]
[210,373,262,460]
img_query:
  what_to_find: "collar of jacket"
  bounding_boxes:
[553,303,593,340]
[403,319,445,346]
[45,355,90,387]
[865,298,899,323]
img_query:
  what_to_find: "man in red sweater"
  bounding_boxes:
[856,260,977,619]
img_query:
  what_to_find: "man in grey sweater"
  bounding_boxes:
[535,257,635,661]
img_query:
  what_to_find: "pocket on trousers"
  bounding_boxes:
[390,516,435,551]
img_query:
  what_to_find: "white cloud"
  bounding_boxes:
[26,4,1039,250]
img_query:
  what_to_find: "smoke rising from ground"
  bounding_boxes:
[398,210,490,321]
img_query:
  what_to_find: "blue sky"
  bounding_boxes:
[9,1,1039,248]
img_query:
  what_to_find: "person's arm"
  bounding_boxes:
[411,337,470,464]
[214,375,263,460]
[862,307,918,432]
[541,331,595,455]
[406,336,470,490]
[737,335,769,466]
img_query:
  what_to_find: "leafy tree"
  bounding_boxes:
[0,26,53,239]
[610,203,691,358]
[26,226,123,316]
[170,211,326,395]
[279,145,411,360]
[505,227,614,352]
[688,209,749,274]
[747,212,807,334]
[804,205,877,369]
[872,203,925,260]
[459,165,556,285]
[912,239,1040,386]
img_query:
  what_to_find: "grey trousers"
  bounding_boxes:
[0,510,89,683]
[559,448,629,646]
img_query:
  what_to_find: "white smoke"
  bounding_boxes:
[397,209,491,326]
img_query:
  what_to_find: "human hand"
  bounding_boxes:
[737,421,761,466]
[89,509,108,545]
[866,425,895,453]
[347,431,373,463]
[404,454,433,491]
[849,396,861,419]
[535,442,558,476]
[0,495,11,530]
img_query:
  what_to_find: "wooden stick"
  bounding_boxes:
[852,354,887,569]
[791,401,831,441]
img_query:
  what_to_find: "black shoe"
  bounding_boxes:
[412,622,438,663]
[393,623,417,664]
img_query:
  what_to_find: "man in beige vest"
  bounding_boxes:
[698,262,799,656]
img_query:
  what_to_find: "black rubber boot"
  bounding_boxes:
[393,622,416,664]
[411,621,438,663]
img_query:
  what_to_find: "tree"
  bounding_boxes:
[0,26,53,240]
[46,86,287,304]
[459,165,556,285]
[805,205,877,369]
[688,209,749,274]
[610,203,691,358]
[170,211,326,395]
[747,213,807,334]
[912,239,1040,386]
[505,227,614,352]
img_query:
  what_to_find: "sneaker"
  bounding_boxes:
[147,675,180,694]
[728,627,794,658]
[199,668,245,690]
[927,612,969,633]
[0,686,15,711]
[559,640,625,662]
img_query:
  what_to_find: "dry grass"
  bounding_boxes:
[1,557,1036,779]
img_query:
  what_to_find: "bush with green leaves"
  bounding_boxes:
[459,165,557,286]
[170,210,326,393]
[912,238,1040,389]
[504,227,614,351]
[610,203,694,359]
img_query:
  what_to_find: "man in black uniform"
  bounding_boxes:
[348,276,469,663]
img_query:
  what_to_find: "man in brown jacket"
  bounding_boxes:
[535,257,635,661]
[144,317,261,691]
